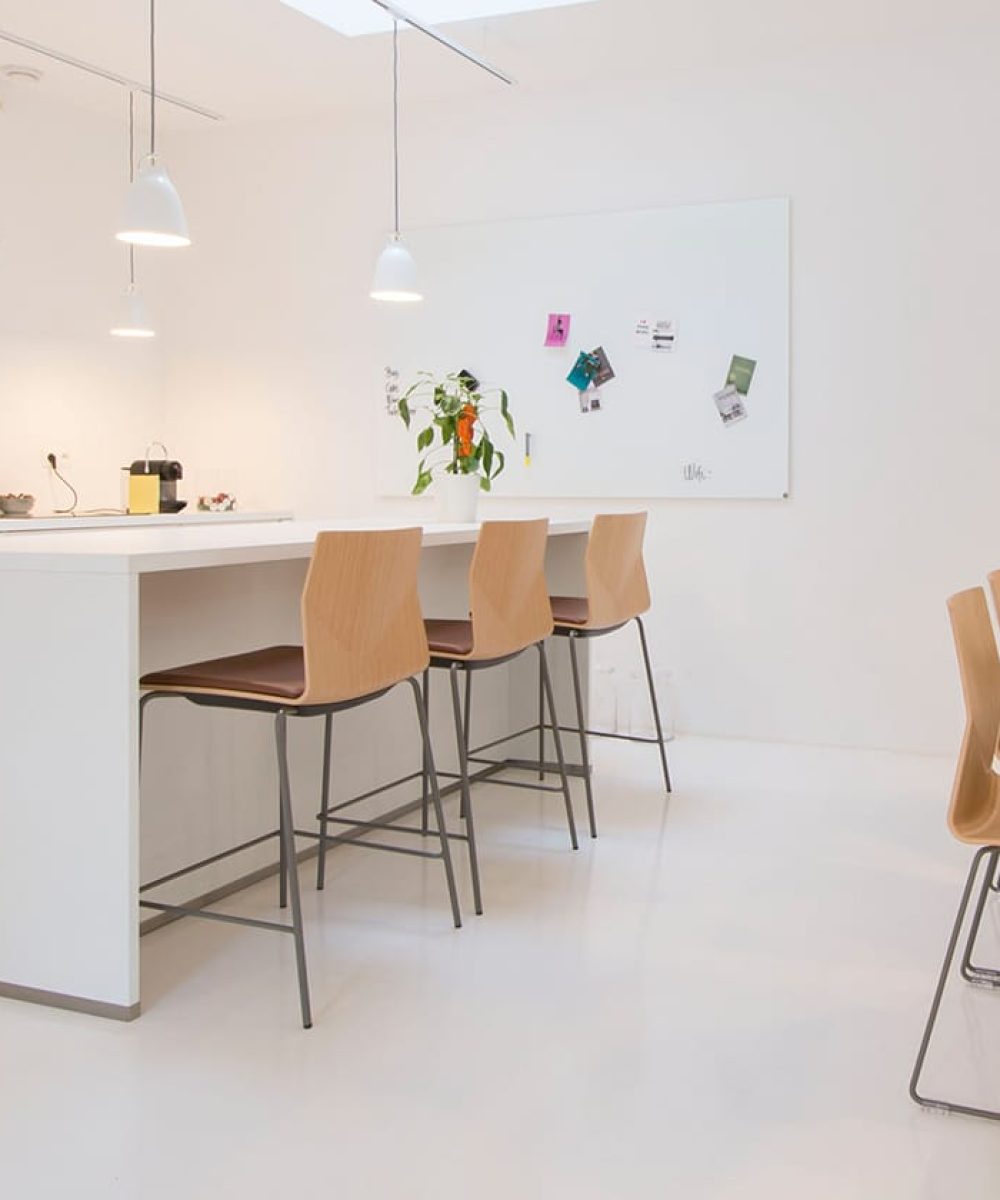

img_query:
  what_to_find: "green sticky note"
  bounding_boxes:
[726,355,757,396]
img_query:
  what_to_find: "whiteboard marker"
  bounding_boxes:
[524,432,532,467]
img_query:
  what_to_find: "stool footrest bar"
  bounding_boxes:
[139,899,295,935]
[324,768,427,814]
[309,834,445,860]
[140,830,280,893]
[537,721,672,745]
[305,815,447,844]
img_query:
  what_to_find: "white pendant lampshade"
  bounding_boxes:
[116,0,190,249]
[110,285,156,338]
[371,236,422,303]
[371,19,423,304]
[116,156,190,248]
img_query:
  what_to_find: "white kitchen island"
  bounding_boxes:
[0,517,589,1019]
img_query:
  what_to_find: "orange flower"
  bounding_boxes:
[457,403,476,458]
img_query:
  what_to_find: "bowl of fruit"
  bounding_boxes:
[197,492,236,513]
[0,493,35,517]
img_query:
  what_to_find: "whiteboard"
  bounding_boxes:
[376,197,789,500]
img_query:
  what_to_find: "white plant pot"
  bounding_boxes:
[438,472,481,523]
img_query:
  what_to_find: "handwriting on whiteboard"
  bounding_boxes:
[683,462,712,483]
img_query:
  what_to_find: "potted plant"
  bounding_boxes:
[397,371,515,521]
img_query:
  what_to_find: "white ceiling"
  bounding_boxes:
[0,0,991,131]
[278,0,599,38]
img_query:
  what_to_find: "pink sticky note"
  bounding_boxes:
[545,313,571,347]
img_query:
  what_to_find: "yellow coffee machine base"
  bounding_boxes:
[128,474,160,515]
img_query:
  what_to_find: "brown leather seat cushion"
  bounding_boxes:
[550,596,590,626]
[424,619,475,657]
[141,645,306,701]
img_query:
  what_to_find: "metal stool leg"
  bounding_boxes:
[910,845,999,1119]
[964,856,1000,983]
[279,789,288,910]
[420,668,431,836]
[636,615,672,795]
[138,691,156,774]
[275,711,312,1029]
[450,663,483,915]
[959,857,1000,984]
[538,642,579,851]
[537,661,546,781]
[408,677,462,929]
[567,631,597,839]
[459,670,473,820]
[316,713,334,890]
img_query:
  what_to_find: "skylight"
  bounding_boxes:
[279,0,596,38]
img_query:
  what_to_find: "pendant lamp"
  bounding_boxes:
[110,284,155,338]
[116,0,190,248]
[111,93,156,338]
[371,19,422,303]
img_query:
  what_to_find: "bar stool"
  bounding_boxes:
[423,518,579,916]
[909,585,1000,1120]
[138,528,461,1029]
[540,511,671,839]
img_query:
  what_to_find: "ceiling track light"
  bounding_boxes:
[115,0,191,249]
[368,0,516,85]
[111,91,155,338]
[0,28,221,121]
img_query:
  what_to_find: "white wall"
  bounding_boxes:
[8,10,999,756]
[0,92,166,508]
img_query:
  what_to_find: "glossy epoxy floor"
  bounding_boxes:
[3,737,999,1198]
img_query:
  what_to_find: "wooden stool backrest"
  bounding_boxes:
[947,585,1000,844]
[468,519,552,660]
[585,512,651,628]
[299,528,428,705]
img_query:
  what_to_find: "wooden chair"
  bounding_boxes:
[422,518,579,915]
[909,584,1000,1120]
[138,529,461,1028]
[539,512,671,838]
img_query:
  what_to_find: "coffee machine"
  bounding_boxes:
[128,445,187,514]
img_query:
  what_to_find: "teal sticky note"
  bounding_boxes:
[567,351,598,391]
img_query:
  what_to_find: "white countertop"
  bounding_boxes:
[0,510,293,534]
[0,517,591,574]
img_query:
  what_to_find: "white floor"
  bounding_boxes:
[2,737,999,1198]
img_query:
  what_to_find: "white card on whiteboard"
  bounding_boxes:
[634,317,676,351]
[652,319,677,352]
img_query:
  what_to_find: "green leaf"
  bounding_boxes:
[499,390,515,438]
[412,469,434,496]
[492,449,506,480]
[481,437,494,478]
[416,425,434,452]
[398,396,411,429]
[479,475,492,492]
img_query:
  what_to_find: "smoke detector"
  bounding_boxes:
[1,65,43,83]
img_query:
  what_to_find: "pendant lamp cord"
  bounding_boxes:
[127,89,136,286]
[392,17,400,238]
[149,0,156,157]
